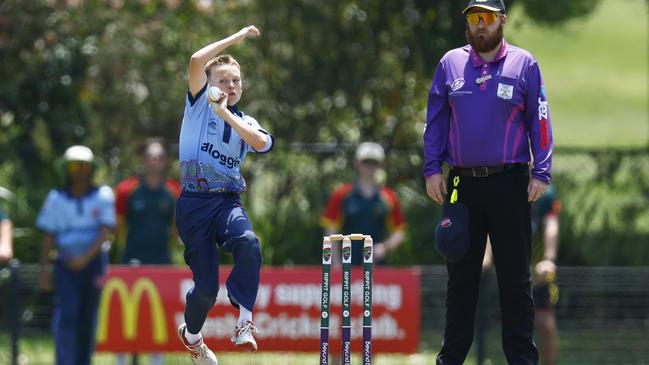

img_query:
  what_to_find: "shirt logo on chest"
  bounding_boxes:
[451,78,465,91]
[497,83,514,100]
[207,122,218,135]
[475,75,492,85]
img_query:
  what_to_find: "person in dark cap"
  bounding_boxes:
[423,0,553,363]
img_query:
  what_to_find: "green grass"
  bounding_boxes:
[508,0,649,147]
[1,333,455,365]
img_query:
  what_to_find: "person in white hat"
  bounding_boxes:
[36,145,116,365]
[321,142,406,266]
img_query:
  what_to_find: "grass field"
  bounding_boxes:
[0,333,454,365]
[508,0,648,147]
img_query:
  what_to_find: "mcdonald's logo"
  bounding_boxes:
[96,277,168,344]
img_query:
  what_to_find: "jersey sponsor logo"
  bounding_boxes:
[201,142,241,169]
[207,122,218,135]
[538,97,549,120]
[440,217,452,228]
[539,119,550,150]
[475,74,492,84]
[497,83,513,100]
[451,78,465,91]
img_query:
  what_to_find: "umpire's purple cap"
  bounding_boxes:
[435,202,470,263]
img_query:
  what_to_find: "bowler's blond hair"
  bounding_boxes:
[205,54,241,78]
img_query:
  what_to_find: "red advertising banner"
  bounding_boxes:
[95,266,420,353]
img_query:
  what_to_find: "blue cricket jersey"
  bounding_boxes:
[178,84,274,193]
[36,186,116,258]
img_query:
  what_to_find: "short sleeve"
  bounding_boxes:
[36,190,60,233]
[98,186,117,227]
[165,179,182,198]
[320,184,353,231]
[380,188,407,232]
[114,178,139,218]
[184,83,209,122]
[245,116,274,154]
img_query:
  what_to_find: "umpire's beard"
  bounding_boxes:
[466,23,504,53]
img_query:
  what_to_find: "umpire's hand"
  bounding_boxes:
[425,173,447,205]
[528,178,549,202]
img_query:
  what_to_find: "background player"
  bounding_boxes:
[114,138,180,365]
[37,145,116,365]
[321,142,406,266]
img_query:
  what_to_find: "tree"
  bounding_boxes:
[0,0,603,263]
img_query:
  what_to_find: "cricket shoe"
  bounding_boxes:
[177,323,218,365]
[231,320,259,352]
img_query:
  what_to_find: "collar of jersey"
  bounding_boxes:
[470,39,509,67]
[227,105,243,118]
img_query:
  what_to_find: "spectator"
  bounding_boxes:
[37,145,116,365]
[321,142,406,266]
[114,138,180,365]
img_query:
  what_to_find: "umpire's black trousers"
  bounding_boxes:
[436,165,539,365]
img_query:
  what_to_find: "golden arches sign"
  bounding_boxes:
[96,277,168,344]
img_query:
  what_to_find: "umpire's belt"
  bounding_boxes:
[451,163,528,177]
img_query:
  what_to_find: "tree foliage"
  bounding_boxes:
[3,0,631,266]
[518,0,601,25]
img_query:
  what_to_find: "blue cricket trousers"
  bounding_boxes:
[175,191,263,334]
[53,253,106,365]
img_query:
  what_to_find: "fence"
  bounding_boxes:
[421,266,649,365]
[2,263,649,364]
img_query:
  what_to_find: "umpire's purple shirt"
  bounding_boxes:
[423,40,553,183]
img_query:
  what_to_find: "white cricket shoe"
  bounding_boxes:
[177,323,218,365]
[230,320,259,352]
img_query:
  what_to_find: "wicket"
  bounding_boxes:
[320,234,373,365]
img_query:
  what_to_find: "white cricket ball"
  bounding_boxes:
[208,86,221,102]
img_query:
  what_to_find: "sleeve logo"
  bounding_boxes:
[538,97,549,120]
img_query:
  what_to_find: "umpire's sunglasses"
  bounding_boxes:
[466,12,500,26]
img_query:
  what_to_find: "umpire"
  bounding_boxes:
[423,0,553,364]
